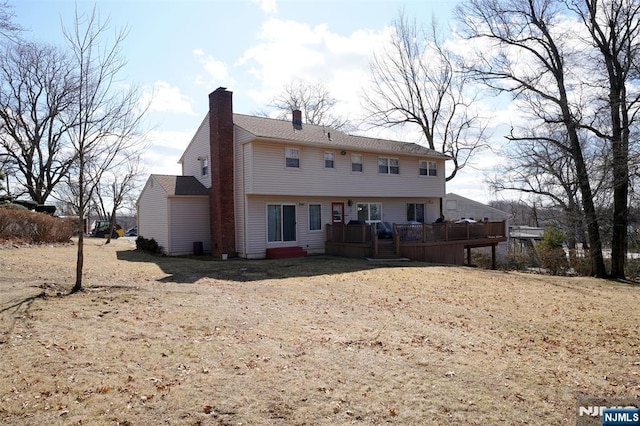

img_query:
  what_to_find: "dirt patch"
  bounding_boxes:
[1,238,638,424]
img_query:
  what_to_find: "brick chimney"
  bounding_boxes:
[292,109,302,130]
[209,87,236,257]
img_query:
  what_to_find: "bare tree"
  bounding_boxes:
[363,12,489,181]
[101,153,145,244]
[64,6,148,294]
[0,1,21,41]
[455,0,609,277]
[567,0,640,279]
[269,80,351,130]
[489,126,609,249]
[0,41,77,204]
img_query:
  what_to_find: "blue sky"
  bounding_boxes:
[11,0,502,203]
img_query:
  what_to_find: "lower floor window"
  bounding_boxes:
[309,204,321,231]
[357,202,382,222]
[407,203,425,222]
[267,204,296,242]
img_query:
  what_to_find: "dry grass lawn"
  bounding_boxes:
[0,238,638,425]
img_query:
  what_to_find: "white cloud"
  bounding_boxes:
[237,18,391,112]
[193,49,233,87]
[251,0,277,15]
[144,129,195,176]
[143,81,194,114]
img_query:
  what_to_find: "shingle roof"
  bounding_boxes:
[152,175,209,196]
[231,114,449,159]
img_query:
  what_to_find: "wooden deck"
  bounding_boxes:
[326,221,508,268]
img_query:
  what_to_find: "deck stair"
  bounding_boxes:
[374,240,400,259]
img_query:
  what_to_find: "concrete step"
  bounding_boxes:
[266,246,308,259]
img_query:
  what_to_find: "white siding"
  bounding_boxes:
[180,119,211,188]
[167,196,211,256]
[137,176,170,254]
[245,141,445,198]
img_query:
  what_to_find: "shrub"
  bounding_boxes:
[501,251,536,271]
[569,255,592,276]
[538,226,564,250]
[470,251,492,269]
[0,207,74,243]
[535,226,569,275]
[625,258,640,281]
[135,235,162,254]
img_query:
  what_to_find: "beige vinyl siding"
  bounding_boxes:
[245,195,268,258]
[342,198,440,224]
[181,120,211,188]
[244,195,330,258]
[245,141,445,198]
[298,201,328,254]
[235,126,255,144]
[243,196,442,258]
[167,196,211,256]
[137,176,169,254]
[234,134,249,257]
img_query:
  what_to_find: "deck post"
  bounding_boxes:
[373,226,379,257]
[467,246,471,266]
[393,224,400,256]
[492,244,497,270]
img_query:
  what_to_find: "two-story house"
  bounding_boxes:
[137,87,451,258]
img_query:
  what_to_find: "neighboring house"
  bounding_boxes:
[509,225,545,254]
[444,192,511,258]
[137,174,210,256]
[137,87,450,258]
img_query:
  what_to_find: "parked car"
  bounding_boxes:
[456,218,477,224]
[125,226,137,237]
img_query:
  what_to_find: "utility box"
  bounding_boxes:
[193,241,203,256]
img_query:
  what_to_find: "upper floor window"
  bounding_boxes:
[419,160,437,177]
[351,154,363,172]
[324,152,334,169]
[285,147,300,168]
[201,157,208,176]
[379,157,399,174]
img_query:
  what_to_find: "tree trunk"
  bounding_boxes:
[610,137,629,279]
[608,83,629,279]
[71,231,84,294]
[569,129,608,277]
[71,151,85,294]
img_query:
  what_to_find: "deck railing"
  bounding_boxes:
[325,222,374,244]
[326,221,507,244]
